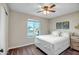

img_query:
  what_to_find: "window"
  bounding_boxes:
[27,19,40,37]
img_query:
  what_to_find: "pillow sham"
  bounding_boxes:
[60,32,70,37]
[51,31,60,37]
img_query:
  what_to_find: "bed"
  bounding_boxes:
[35,31,70,55]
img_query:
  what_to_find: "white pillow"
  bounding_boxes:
[51,31,60,37]
[60,32,69,37]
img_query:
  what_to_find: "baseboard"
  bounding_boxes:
[8,43,34,50]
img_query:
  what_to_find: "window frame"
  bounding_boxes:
[26,19,40,38]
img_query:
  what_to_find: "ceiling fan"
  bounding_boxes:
[37,3,56,15]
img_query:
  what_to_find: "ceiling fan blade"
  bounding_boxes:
[50,4,55,8]
[37,11,42,13]
[49,10,56,12]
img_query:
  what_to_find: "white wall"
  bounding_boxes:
[49,11,79,34]
[8,10,49,49]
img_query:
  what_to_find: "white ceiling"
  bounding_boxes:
[8,3,79,19]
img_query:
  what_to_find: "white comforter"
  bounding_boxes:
[36,35,70,54]
[36,35,68,44]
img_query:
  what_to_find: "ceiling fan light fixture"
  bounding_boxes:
[37,3,56,15]
[43,11,47,14]
[43,10,50,15]
[47,11,50,14]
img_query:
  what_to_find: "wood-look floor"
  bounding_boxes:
[7,44,79,55]
[7,44,46,55]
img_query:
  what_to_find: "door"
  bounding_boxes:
[0,5,8,55]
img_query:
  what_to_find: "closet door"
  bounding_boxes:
[0,5,1,55]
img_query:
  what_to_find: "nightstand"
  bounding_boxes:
[71,36,79,51]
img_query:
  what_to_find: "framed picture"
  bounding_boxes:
[63,21,69,29]
[56,21,69,29]
[75,24,79,29]
[56,22,63,29]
